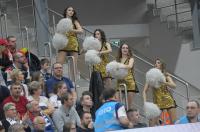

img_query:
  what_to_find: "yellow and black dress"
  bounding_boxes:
[153,84,176,110]
[117,58,139,92]
[93,44,109,79]
[59,28,79,52]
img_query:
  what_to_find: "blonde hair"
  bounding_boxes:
[10,69,22,83]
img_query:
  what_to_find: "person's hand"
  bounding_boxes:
[22,112,29,122]
[23,62,29,70]
[88,121,94,129]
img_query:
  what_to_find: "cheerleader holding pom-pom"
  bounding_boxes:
[115,43,139,109]
[143,58,177,126]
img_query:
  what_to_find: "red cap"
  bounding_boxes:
[0,38,8,46]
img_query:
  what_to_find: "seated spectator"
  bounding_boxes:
[77,112,94,132]
[1,103,30,132]
[94,88,133,132]
[176,100,200,124]
[33,116,46,132]
[9,69,29,97]
[1,36,17,70]
[63,122,76,132]
[76,91,95,120]
[127,109,147,128]
[26,100,55,132]
[28,81,54,115]
[46,63,76,100]
[8,123,25,132]
[31,71,46,96]
[40,58,51,81]
[3,83,28,119]
[5,51,30,85]
[49,81,68,108]
[52,92,80,132]
[0,85,10,120]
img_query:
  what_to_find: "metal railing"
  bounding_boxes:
[0,12,8,37]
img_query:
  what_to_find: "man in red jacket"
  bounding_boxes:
[3,82,28,119]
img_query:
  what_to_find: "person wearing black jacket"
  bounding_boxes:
[0,85,10,120]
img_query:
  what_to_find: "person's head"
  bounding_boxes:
[127,109,141,123]
[80,91,93,108]
[13,52,26,64]
[63,6,78,23]
[80,112,92,129]
[10,82,22,98]
[10,69,24,83]
[154,58,166,73]
[6,36,16,54]
[26,100,41,113]
[31,71,44,86]
[29,81,42,96]
[186,100,200,120]
[53,81,67,95]
[40,58,50,71]
[52,62,63,78]
[61,92,74,107]
[8,123,25,132]
[93,29,106,44]
[33,116,46,131]
[102,88,117,101]
[117,43,133,61]
[63,122,76,132]
[3,103,17,118]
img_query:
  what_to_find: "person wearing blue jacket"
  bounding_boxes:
[94,88,133,132]
[176,100,200,124]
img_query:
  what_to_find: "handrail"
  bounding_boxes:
[44,42,53,66]
[67,56,77,89]
[0,13,8,37]
[156,1,189,9]
[47,8,192,100]
[167,10,192,18]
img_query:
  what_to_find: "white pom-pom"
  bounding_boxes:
[83,36,101,51]
[106,61,128,79]
[56,18,73,34]
[146,68,166,88]
[85,50,101,64]
[144,102,161,119]
[52,33,68,50]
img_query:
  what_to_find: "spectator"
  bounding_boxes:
[40,58,51,82]
[94,88,133,132]
[8,123,25,132]
[3,83,28,119]
[33,116,46,132]
[31,71,46,96]
[5,52,30,85]
[9,69,29,97]
[49,81,68,108]
[52,92,80,132]
[1,36,17,69]
[76,91,95,120]
[127,109,147,128]
[77,111,94,132]
[28,81,54,116]
[26,100,55,132]
[0,85,10,120]
[1,103,30,132]
[63,122,76,132]
[176,100,200,124]
[46,62,76,100]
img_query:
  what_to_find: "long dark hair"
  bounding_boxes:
[93,29,107,47]
[63,6,79,27]
[116,43,133,62]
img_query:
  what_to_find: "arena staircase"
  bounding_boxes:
[1,0,200,124]
[146,0,192,33]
